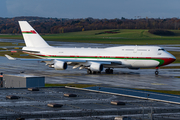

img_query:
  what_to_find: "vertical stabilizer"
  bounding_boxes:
[19,21,49,47]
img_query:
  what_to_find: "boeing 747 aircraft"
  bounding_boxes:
[5,21,176,75]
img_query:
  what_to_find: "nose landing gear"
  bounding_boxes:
[155,67,159,75]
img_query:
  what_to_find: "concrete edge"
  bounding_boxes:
[0,86,65,90]
[65,86,180,105]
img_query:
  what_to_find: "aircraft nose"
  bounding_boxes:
[161,55,176,66]
[169,57,176,63]
[170,54,176,63]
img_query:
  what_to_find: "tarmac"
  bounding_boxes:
[0,55,180,90]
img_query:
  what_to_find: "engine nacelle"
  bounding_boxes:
[54,61,67,70]
[90,63,103,72]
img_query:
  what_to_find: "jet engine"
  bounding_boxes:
[54,61,67,70]
[90,63,103,72]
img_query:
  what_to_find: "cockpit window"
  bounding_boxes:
[158,48,165,51]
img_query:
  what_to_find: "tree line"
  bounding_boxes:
[0,16,180,34]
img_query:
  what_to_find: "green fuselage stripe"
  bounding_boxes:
[22,32,33,34]
[30,54,165,66]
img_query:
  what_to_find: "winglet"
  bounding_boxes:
[5,54,17,60]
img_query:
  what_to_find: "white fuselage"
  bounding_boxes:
[23,45,176,68]
[8,21,175,74]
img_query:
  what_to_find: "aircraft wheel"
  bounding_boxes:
[105,68,113,74]
[92,71,96,74]
[105,69,110,74]
[155,71,159,75]
[110,69,113,74]
[87,69,92,74]
[155,67,159,75]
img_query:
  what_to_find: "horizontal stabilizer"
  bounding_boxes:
[5,54,17,60]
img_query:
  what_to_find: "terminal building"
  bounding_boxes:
[1,74,45,88]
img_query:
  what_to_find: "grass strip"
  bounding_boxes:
[0,51,36,58]
[45,83,95,88]
[45,84,180,96]
[0,42,25,46]
[135,89,180,96]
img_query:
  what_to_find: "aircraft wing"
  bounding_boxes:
[5,54,121,64]
[5,54,126,69]
[5,54,88,63]
[67,60,123,69]
[5,54,52,61]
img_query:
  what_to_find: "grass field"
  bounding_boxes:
[0,29,180,45]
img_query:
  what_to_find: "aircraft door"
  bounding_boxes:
[75,53,78,59]
[124,53,127,61]
[97,53,100,60]
[134,45,138,53]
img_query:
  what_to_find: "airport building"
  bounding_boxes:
[0,74,3,88]
[2,74,45,88]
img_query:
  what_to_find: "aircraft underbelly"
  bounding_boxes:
[52,57,159,68]
[104,65,130,68]
[129,60,159,68]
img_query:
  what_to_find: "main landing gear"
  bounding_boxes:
[105,68,113,74]
[87,68,113,74]
[87,69,101,74]
[87,69,92,74]
[155,67,159,75]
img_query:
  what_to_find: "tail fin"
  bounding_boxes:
[18,21,50,47]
